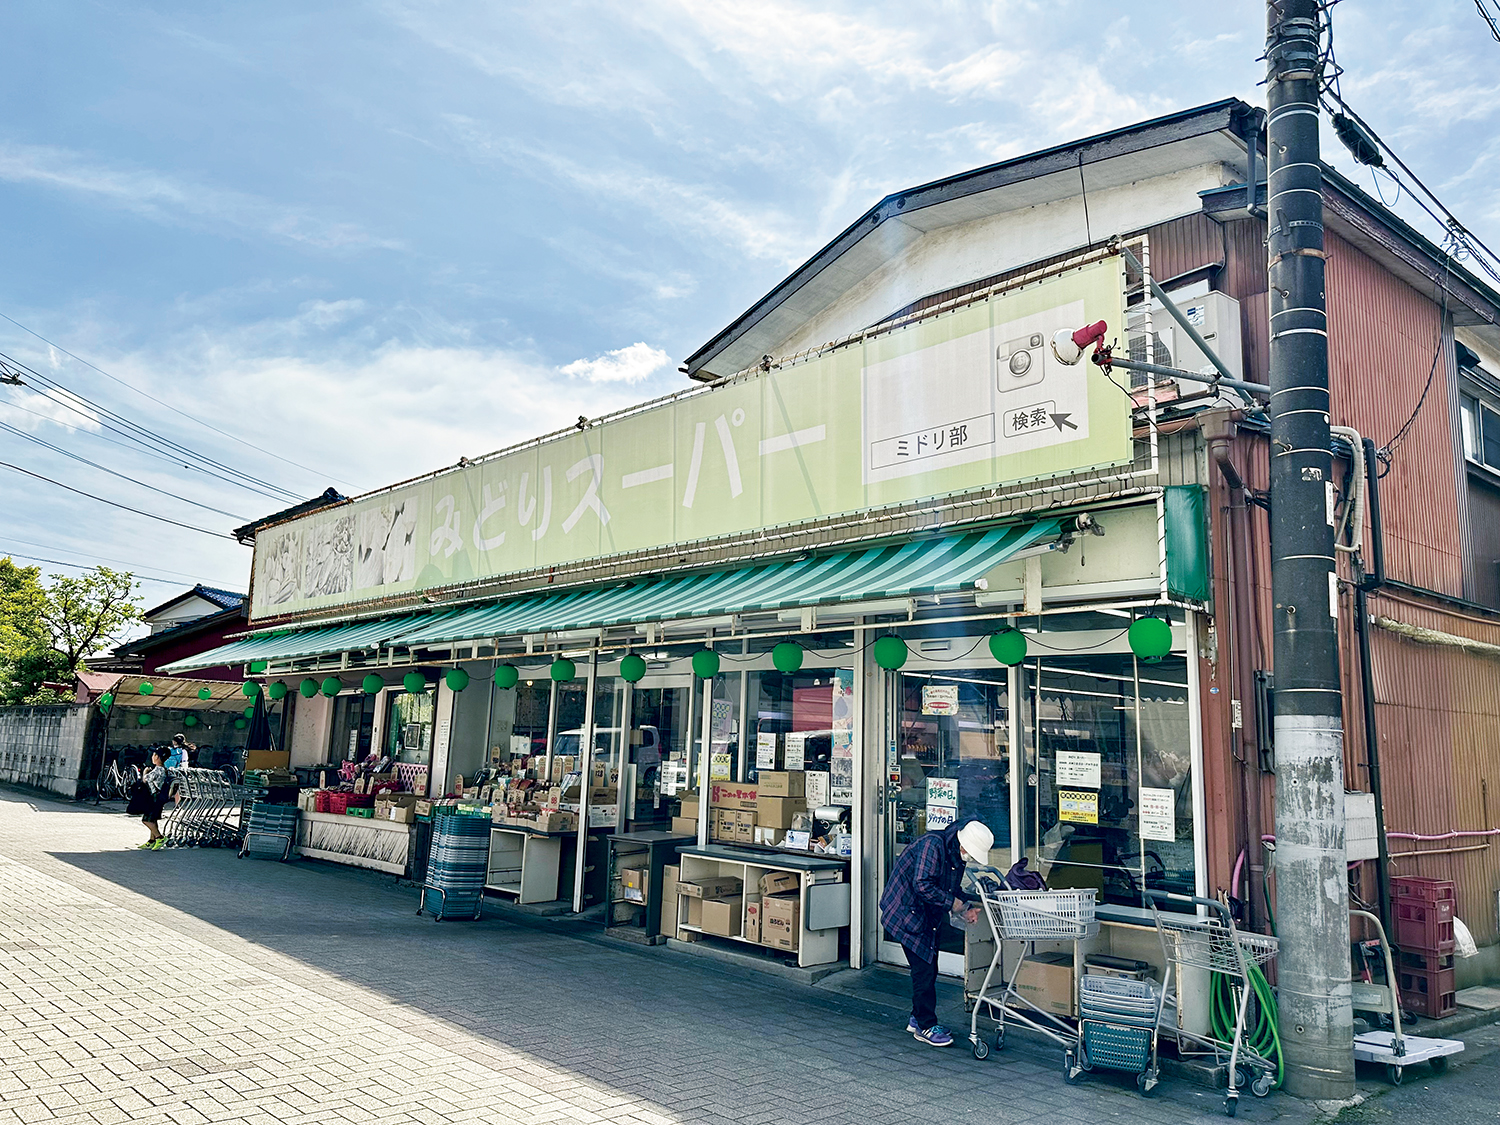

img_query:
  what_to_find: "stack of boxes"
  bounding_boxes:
[755,772,806,846]
[679,874,745,936]
[1393,876,1458,1018]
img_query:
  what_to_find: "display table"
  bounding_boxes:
[484,826,564,904]
[297,810,414,875]
[675,845,850,968]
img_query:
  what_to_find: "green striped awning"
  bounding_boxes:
[163,519,1060,671]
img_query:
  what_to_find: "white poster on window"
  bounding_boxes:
[921,684,959,716]
[510,734,531,757]
[805,770,830,808]
[784,732,807,771]
[1139,787,1177,842]
[926,776,958,808]
[755,732,778,770]
[926,804,957,829]
[1055,750,1102,789]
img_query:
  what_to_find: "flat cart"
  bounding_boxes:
[1066,973,1166,1095]
[967,872,1098,1063]
[1349,908,1464,1085]
[1147,890,1278,1116]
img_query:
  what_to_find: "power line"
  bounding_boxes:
[0,533,218,584]
[0,420,251,521]
[1476,0,1500,43]
[0,460,234,539]
[0,308,347,486]
[0,549,217,588]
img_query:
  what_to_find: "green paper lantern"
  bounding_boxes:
[197,687,212,701]
[241,680,260,698]
[619,654,646,683]
[243,706,255,718]
[988,629,1028,666]
[267,681,287,701]
[493,664,519,689]
[298,678,318,698]
[249,660,268,674]
[550,658,576,682]
[362,674,384,695]
[98,693,114,711]
[402,672,427,694]
[691,648,720,678]
[1128,616,1173,663]
[320,676,342,697]
[183,714,199,728]
[445,667,470,692]
[138,682,154,696]
[771,641,804,673]
[234,718,247,730]
[137,713,152,727]
[872,635,909,671]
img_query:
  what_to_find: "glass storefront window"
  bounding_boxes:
[628,679,693,825]
[329,693,373,762]
[707,671,742,782]
[385,690,434,766]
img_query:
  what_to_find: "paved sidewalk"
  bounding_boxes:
[0,787,1480,1125]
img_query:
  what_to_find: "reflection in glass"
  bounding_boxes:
[385,690,434,766]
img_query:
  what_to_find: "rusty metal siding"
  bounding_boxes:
[1326,231,1463,596]
[1219,218,1267,302]
[1145,212,1225,284]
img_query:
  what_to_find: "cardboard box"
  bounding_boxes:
[709,781,758,811]
[755,796,807,829]
[671,816,699,837]
[733,810,755,844]
[744,896,763,943]
[754,826,785,846]
[414,799,437,817]
[1014,953,1075,1017]
[759,871,799,896]
[663,865,680,920]
[679,876,744,899]
[763,893,800,950]
[679,792,700,819]
[684,896,703,929]
[700,896,743,937]
[757,771,805,798]
[620,866,648,904]
[709,809,730,842]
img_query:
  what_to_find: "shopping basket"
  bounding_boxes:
[992,889,1099,940]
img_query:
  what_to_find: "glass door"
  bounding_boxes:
[627,675,694,827]
[881,666,1010,977]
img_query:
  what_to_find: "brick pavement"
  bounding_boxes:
[1,788,1332,1125]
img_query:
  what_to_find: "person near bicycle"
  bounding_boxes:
[127,747,172,850]
[879,818,991,1047]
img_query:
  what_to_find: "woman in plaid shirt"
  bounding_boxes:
[879,819,992,1046]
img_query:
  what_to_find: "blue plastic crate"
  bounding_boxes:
[1082,1020,1152,1074]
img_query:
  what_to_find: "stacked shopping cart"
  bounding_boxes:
[1068,974,1164,1094]
[239,801,300,861]
[417,809,490,921]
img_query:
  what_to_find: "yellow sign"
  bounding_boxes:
[1058,789,1099,825]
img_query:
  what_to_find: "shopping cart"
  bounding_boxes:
[967,870,1098,1064]
[1066,974,1166,1095]
[1146,890,1278,1116]
[160,767,253,848]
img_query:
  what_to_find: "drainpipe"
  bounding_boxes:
[1204,409,1264,926]
[1354,435,1393,937]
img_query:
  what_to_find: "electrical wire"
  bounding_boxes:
[0,420,250,521]
[0,533,218,584]
[1379,240,1453,466]
[1476,0,1500,43]
[0,309,345,486]
[0,549,216,588]
[0,460,233,539]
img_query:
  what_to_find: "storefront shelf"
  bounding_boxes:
[484,827,562,903]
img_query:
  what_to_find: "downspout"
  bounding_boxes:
[1354,434,1393,936]
[1205,409,1263,924]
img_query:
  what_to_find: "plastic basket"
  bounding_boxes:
[990,889,1098,940]
[1079,975,1159,1022]
[1081,1020,1152,1074]
[1159,919,1277,974]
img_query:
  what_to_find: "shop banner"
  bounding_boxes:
[921,685,959,716]
[250,257,1129,620]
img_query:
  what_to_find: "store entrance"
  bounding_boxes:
[880,667,1010,977]
[626,675,695,828]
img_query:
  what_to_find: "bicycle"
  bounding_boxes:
[95,755,141,803]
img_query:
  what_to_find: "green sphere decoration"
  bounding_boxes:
[619,654,647,683]
[197,687,213,701]
[988,629,1028,666]
[771,641,804,673]
[137,712,152,727]
[243,706,255,718]
[550,658,576,683]
[872,635,909,671]
[98,692,114,711]
[138,682,154,696]
[445,667,470,692]
[267,681,287,701]
[402,672,427,694]
[362,674,384,695]
[298,678,319,698]
[183,714,199,728]
[249,660,268,674]
[234,718,248,730]
[320,676,342,697]
[241,680,260,698]
[1128,616,1174,663]
[493,664,519,689]
[691,648,721,679]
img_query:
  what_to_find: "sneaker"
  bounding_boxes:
[137,841,155,850]
[914,1025,954,1047]
[150,839,167,849]
[905,1017,923,1035]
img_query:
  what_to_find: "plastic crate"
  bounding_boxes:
[1398,964,1457,1019]
[1395,900,1455,954]
[347,806,374,818]
[1392,877,1456,906]
[1398,949,1455,972]
[314,790,333,813]
[327,792,351,815]
[1081,1020,1152,1073]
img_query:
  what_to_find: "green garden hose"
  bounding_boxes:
[1210,962,1284,1088]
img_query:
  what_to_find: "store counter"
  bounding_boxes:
[675,845,850,968]
[297,810,414,876]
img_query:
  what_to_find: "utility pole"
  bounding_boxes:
[1266,0,1355,1100]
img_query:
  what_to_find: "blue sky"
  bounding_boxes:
[1,0,1497,607]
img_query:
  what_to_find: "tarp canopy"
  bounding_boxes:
[103,675,263,712]
[163,519,1061,673]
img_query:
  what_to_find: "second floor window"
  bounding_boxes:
[1461,393,1500,471]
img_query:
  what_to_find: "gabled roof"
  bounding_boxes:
[116,603,247,656]
[685,98,1259,380]
[143,583,245,620]
[232,487,347,544]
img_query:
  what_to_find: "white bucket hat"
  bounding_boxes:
[957,820,994,863]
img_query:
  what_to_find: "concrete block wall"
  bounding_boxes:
[0,706,93,799]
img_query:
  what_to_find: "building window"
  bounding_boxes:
[1461,393,1500,472]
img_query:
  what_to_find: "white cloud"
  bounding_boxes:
[561,342,672,384]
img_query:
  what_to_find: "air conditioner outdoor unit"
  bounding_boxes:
[1127,290,1243,395]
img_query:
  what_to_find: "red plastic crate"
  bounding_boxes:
[1398,964,1457,1019]
[327,792,351,815]
[1398,949,1455,972]
[314,790,333,813]
[1392,877,1456,906]
[1395,900,1455,954]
